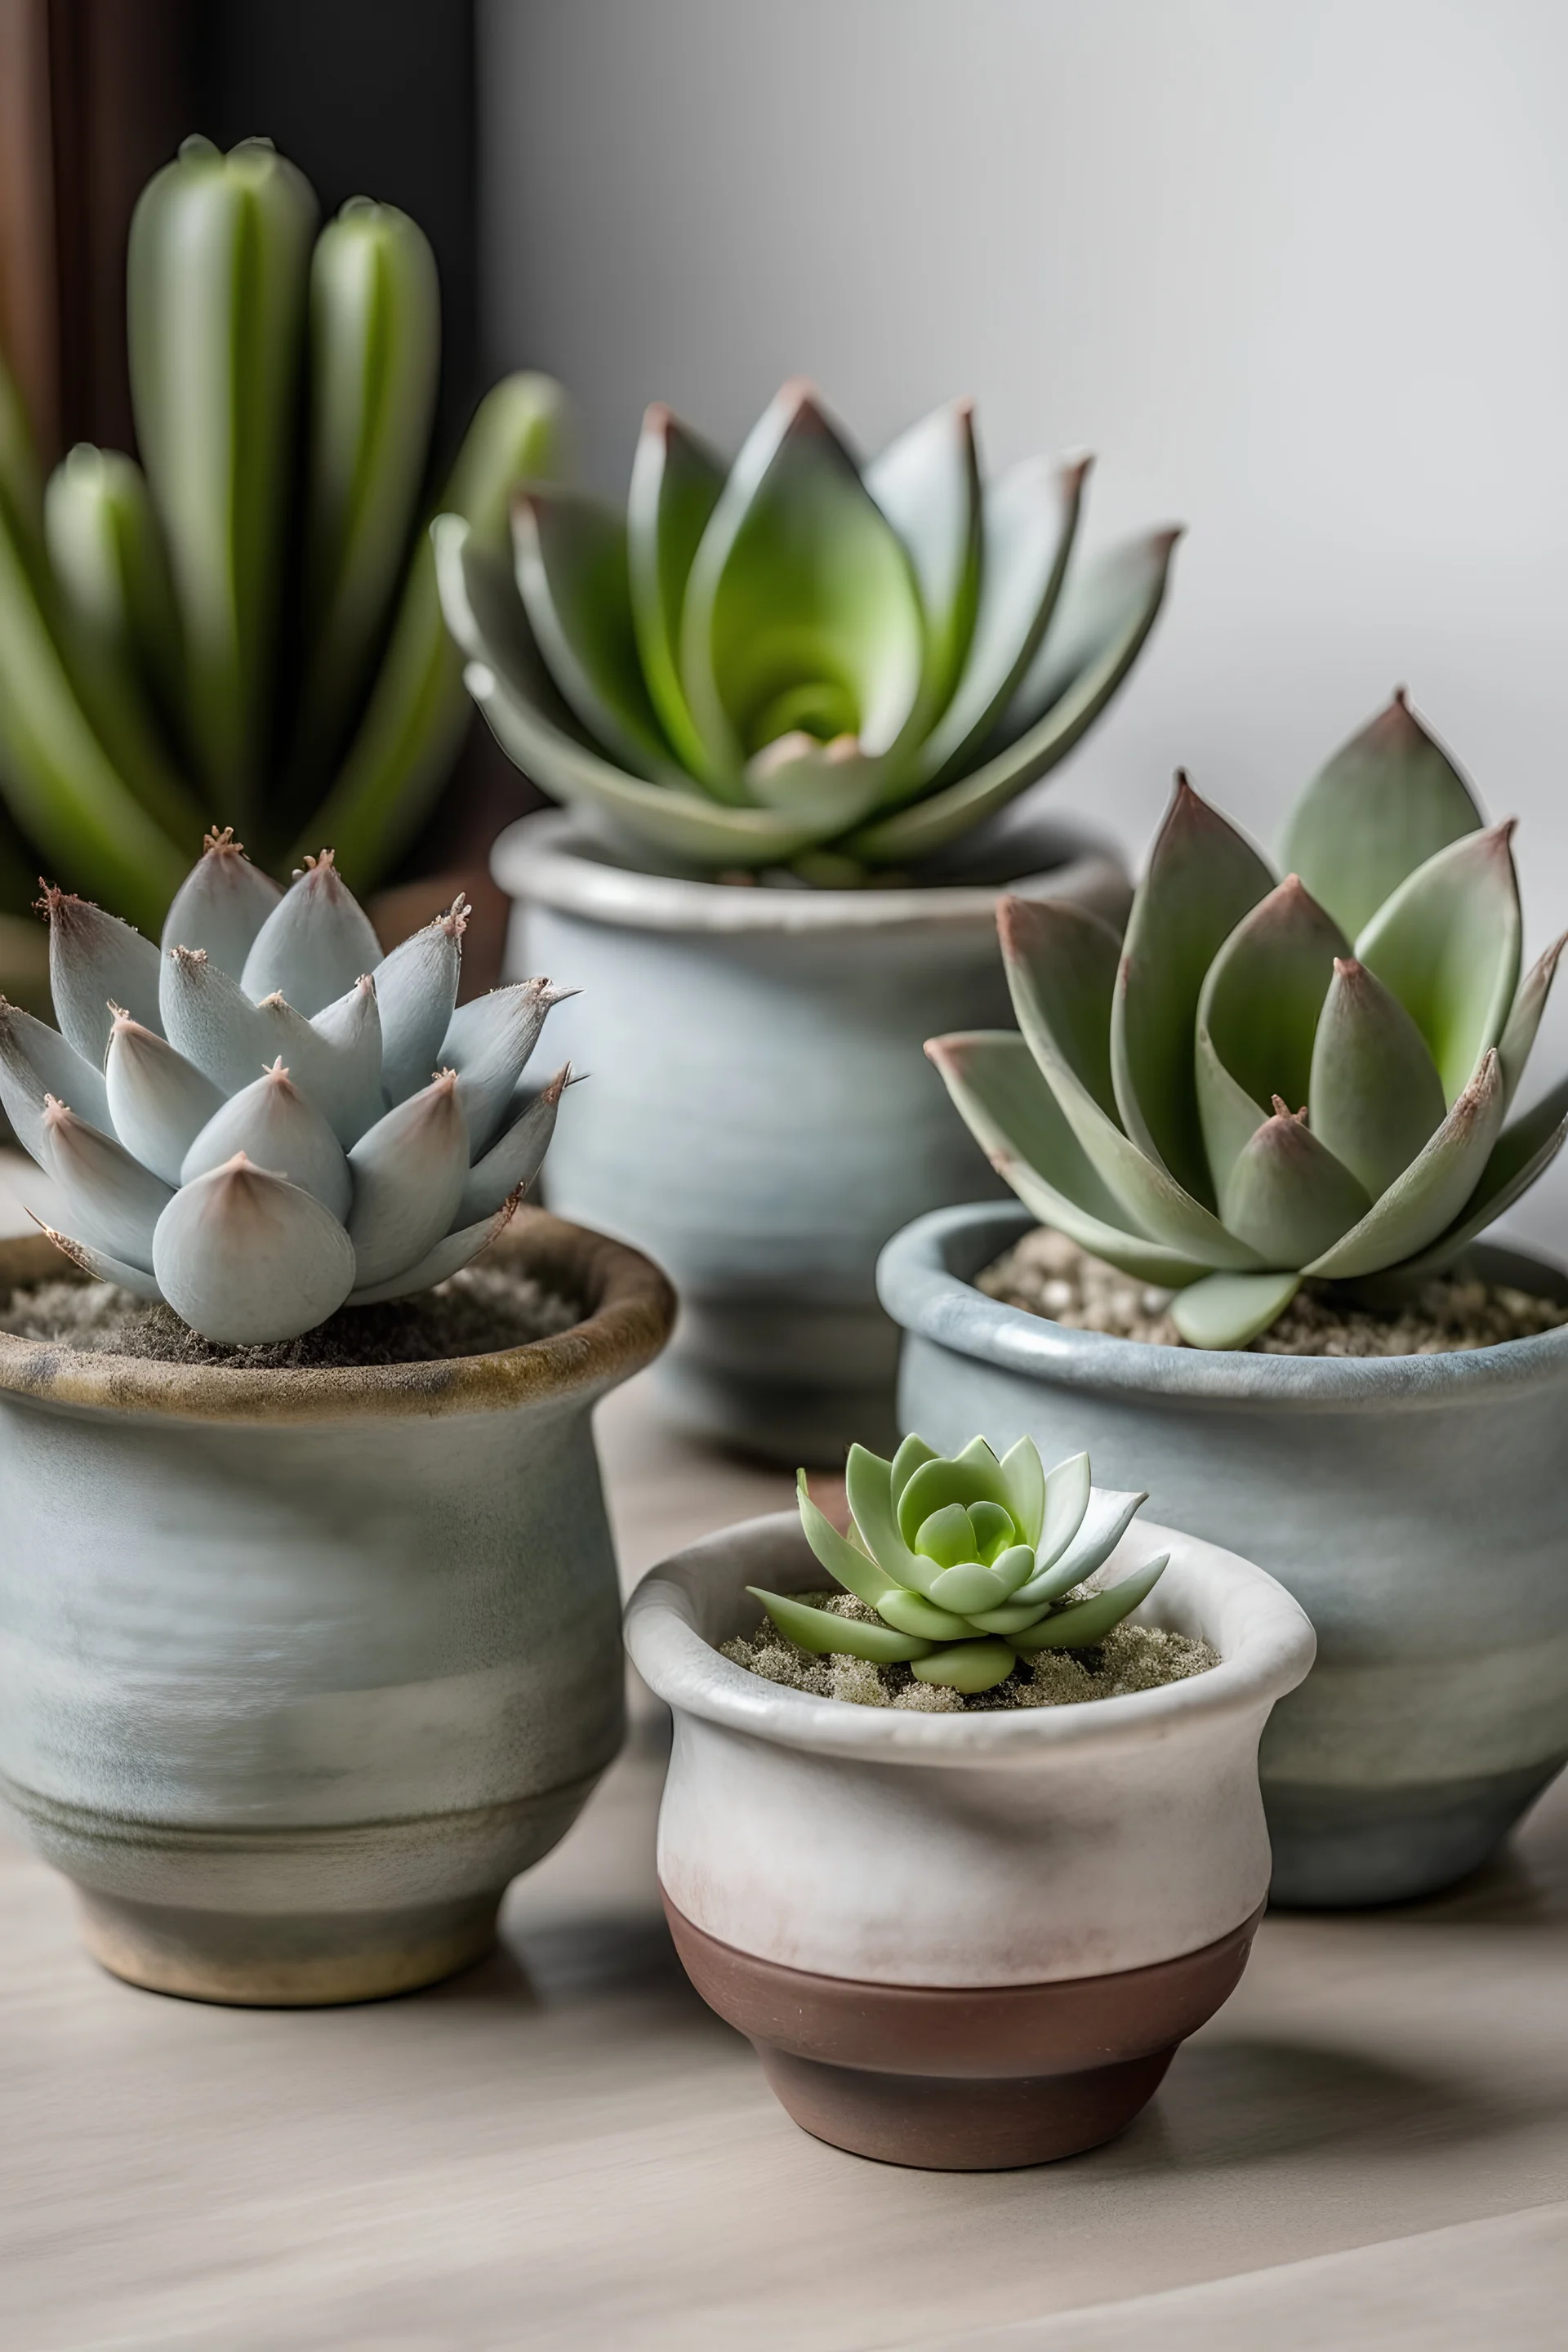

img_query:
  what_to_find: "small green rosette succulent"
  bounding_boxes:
[435,381,1178,879]
[751,1435,1167,1694]
[929,693,1568,1349]
[0,136,570,933]
[0,831,568,1345]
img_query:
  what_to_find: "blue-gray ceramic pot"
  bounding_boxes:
[492,804,1129,1466]
[0,1215,674,2005]
[878,1200,1568,1909]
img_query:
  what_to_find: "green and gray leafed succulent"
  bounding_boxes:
[435,380,1178,879]
[0,832,567,1344]
[0,136,569,934]
[929,694,1568,1348]
[750,1436,1166,1693]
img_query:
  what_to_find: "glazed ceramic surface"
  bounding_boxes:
[493,802,1129,1464]
[879,1200,1568,1908]
[0,1214,675,2004]
[626,1511,1313,1988]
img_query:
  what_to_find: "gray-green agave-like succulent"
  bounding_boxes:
[929,693,1568,1350]
[750,1435,1167,1694]
[434,379,1178,880]
[0,831,568,1344]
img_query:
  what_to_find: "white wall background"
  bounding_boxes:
[479,0,1568,1250]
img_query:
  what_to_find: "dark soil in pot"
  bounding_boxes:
[979,1227,1568,1356]
[0,1260,581,1370]
[721,1591,1217,1712]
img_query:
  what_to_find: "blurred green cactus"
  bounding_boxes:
[930,694,1568,1348]
[0,136,570,942]
[751,1435,1166,1694]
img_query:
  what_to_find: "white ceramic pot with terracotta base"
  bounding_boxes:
[0,1215,674,2007]
[626,1509,1315,2170]
[494,800,1129,1465]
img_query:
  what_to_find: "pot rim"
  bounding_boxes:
[0,1209,675,1424]
[491,808,1128,939]
[877,1200,1568,1412]
[625,1508,1316,1767]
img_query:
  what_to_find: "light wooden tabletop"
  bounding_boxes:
[0,1288,1565,2345]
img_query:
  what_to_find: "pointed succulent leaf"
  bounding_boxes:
[514,488,675,777]
[42,885,165,1065]
[1196,875,1348,1133]
[679,382,924,773]
[181,1058,352,1221]
[1011,1555,1168,1652]
[152,1156,356,1343]
[1000,1436,1049,1550]
[1283,691,1485,940]
[914,456,1085,786]
[41,1096,172,1270]
[0,1000,113,1159]
[875,1590,974,1641]
[345,1068,468,1288]
[797,1471,897,1605]
[441,978,564,1154]
[457,1065,567,1223]
[104,1011,224,1185]
[1495,932,1566,1111]
[845,528,1180,866]
[1307,957,1447,1196]
[346,1191,520,1305]
[864,398,982,737]
[999,893,1263,1267]
[1012,1486,1150,1606]
[967,1499,1018,1564]
[308,973,387,1145]
[1033,1449,1091,1570]
[890,1432,939,1506]
[162,946,290,1094]
[747,1586,932,1664]
[1169,1270,1303,1350]
[1111,776,1274,1200]
[925,1031,1212,1285]
[372,894,466,1102]
[162,828,283,976]
[844,1441,935,1592]
[1356,823,1521,1104]
[1386,1076,1568,1279]
[1306,1049,1507,1279]
[1217,1103,1371,1265]
[34,1222,165,1302]
[897,1445,1015,1548]
[626,405,726,775]
[240,851,382,1016]
[128,136,318,814]
[911,1638,1017,1692]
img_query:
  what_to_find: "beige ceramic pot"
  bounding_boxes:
[0,1214,674,2007]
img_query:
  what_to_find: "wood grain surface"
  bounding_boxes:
[0,1312,1565,2346]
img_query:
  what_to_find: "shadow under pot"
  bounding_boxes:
[625,1508,1314,2171]
[0,1215,675,2007]
[492,800,1129,1468]
[878,1200,1568,1910]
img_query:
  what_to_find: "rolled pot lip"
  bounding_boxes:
[877,1200,1568,1413]
[490,807,1129,939]
[625,1508,1316,1768]
[0,1208,676,1425]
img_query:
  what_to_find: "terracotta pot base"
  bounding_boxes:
[77,1889,501,2007]
[664,1892,1263,2170]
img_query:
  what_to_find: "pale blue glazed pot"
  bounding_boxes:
[493,803,1129,1466]
[878,1200,1568,1909]
[0,1216,675,2003]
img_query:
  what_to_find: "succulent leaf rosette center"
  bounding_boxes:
[749,1434,1167,1694]
[0,831,570,1346]
[929,693,1568,1350]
